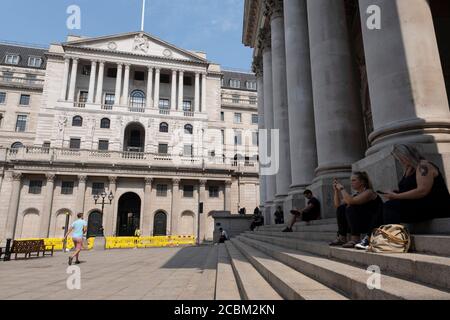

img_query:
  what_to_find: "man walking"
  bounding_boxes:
[64,212,88,265]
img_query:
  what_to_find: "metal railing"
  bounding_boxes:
[0,75,44,87]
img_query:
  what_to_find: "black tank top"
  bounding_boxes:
[398,162,450,216]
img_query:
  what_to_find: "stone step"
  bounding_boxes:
[238,235,450,300]
[243,233,450,291]
[215,244,241,300]
[224,241,282,300]
[406,218,450,235]
[250,230,336,242]
[262,218,337,230]
[230,238,348,300]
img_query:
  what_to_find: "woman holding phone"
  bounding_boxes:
[382,145,450,224]
[330,172,383,249]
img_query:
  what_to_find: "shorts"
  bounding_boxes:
[301,211,319,222]
[73,237,83,250]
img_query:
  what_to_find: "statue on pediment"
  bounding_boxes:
[133,33,149,53]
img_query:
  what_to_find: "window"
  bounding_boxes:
[26,74,37,84]
[42,141,51,149]
[98,139,109,151]
[107,68,117,78]
[232,94,240,104]
[249,96,257,105]
[61,181,74,195]
[69,138,81,149]
[229,79,241,88]
[29,180,42,194]
[234,131,242,145]
[15,115,27,132]
[2,71,13,82]
[183,100,192,112]
[160,74,170,83]
[134,71,145,81]
[234,113,242,124]
[156,184,168,197]
[92,182,105,195]
[0,113,3,128]
[100,118,110,129]
[184,124,193,135]
[5,54,19,65]
[252,114,259,124]
[159,122,169,133]
[183,144,193,157]
[82,65,91,76]
[11,142,24,149]
[220,111,224,121]
[28,56,42,68]
[209,186,219,198]
[183,185,194,198]
[252,132,259,146]
[0,92,5,104]
[221,129,225,145]
[246,81,257,90]
[158,143,168,154]
[19,94,30,106]
[104,93,115,106]
[184,76,193,86]
[130,90,145,108]
[72,116,83,127]
[159,99,170,110]
[79,91,88,103]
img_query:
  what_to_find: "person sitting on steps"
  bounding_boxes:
[274,206,284,225]
[250,207,264,231]
[283,190,321,232]
[381,144,450,225]
[329,172,383,249]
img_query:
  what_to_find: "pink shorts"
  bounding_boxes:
[73,238,83,250]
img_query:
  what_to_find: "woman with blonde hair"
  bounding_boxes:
[330,172,383,249]
[382,144,450,224]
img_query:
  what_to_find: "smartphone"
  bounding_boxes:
[376,190,387,195]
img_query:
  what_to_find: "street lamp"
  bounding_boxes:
[93,190,114,236]
[62,211,71,252]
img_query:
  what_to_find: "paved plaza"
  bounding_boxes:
[0,245,218,300]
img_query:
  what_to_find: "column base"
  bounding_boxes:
[264,201,274,225]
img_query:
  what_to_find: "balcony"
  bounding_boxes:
[2,147,259,174]
[221,97,257,108]
[0,75,44,89]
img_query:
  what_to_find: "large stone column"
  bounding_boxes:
[87,60,97,103]
[39,174,55,237]
[76,175,87,214]
[114,63,123,106]
[5,172,22,239]
[284,0,317,196]
[307,0,366,217]
[194,73,200,112]
[224,180,232,211]
[146,66,154,108]
[67,58,79,102]
[171,70,177,110]
[260,28,276,222]
[178,71,184,109]
[95,61,105,104]
[106,176,117,236]
[60,58,70,101]
[121,64,130,105]
[142,177,153,236]
[171,178,180,235]
[153,68,161,108]
[267,0,292,213]
[201,73,207,113]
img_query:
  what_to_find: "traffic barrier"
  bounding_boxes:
[105,235,196,249]
[17,238,95,250]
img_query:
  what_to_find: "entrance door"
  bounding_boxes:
[153,211,167,236]
[87,211,103,237]
[117,192,141,236]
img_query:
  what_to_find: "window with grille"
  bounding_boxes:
[5,54,19,65]
[234,113,242,123]
[159,122,169,133]
[249,96,257,105]
[0,92,6,104]
[156,184,168,197]
[183,144,193,157]
[159,99,170,110]
[72,116,83,127]
[183,100,192,112]
[158,143,168,154]
[82,65,91,76]
[28,56,42,68]
[184,124,193,135]
[232,95,240,104]
[61,181,74,195]
[29,180,42,194]
[98,140,109,151]
[246,81,257,90]
[104,93,115,106]
[15,115,27,132]
[252,132,259,146]
[234,131,242,145]
[19,94,30,106]
[183,185,194,198]
[130,90,145,108]
[69,138,81,149]
[229,79,240,88]
[252,114,258,124]
[92,182,105,195]
[100,118,110,129]
[209,186,219,198]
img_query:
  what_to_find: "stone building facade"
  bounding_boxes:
[243,0,450,222]
[0,32,260,242]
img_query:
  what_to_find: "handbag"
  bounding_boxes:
[368,224,411,253]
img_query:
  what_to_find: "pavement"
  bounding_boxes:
[0,245,218,300]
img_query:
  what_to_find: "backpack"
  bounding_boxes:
[368,224,411,254]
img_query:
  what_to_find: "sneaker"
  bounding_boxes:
[355,236,370,251]
[282,227,293,233]
[68,257,73,266]
[75,260,81,265]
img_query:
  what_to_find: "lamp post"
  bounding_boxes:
[62,211,70,252]
[93,190,114,237]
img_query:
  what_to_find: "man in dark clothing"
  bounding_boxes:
[250,207,264,231]
[283,190,321,232]
[274,206,284,224]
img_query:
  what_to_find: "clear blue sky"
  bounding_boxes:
[0,0,253,70]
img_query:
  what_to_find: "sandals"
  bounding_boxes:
[342,240,358,248]
[329,238,346,246]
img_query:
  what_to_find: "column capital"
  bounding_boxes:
[109,176,117,184]
[179,70,184,75]
[252,55,263,76]
[199,179,207,186]
[72,57,79,63]
[124,63,131,69]
[64,57,71,63]
[91,60,98,65]
[172,178,180,185]
[98,60,106,65]
[264,0,283,19]
[46,173,56,182]
[155,68,161,73]
[225,180,232,187]
[145,177,153,185]
[78,175,87,183]
[117,62,124,67]
[11,171,22,181]
[147,65,154,71]
[258,26,272,52]
[172,69,178,75]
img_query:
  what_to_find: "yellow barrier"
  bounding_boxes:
[17,238,95,250]
[105,235,196,249]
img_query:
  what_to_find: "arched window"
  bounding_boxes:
[11,142,24,149]
[100,118,110,129]
[159,122,169,133]
[130,90,145,108]
[184,124,193,135]
[72,116,83,127]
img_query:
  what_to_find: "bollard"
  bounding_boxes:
[4,238,12,261]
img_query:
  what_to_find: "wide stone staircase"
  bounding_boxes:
[214,218,450,300]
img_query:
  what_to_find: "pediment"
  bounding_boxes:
[63,32,207,63]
